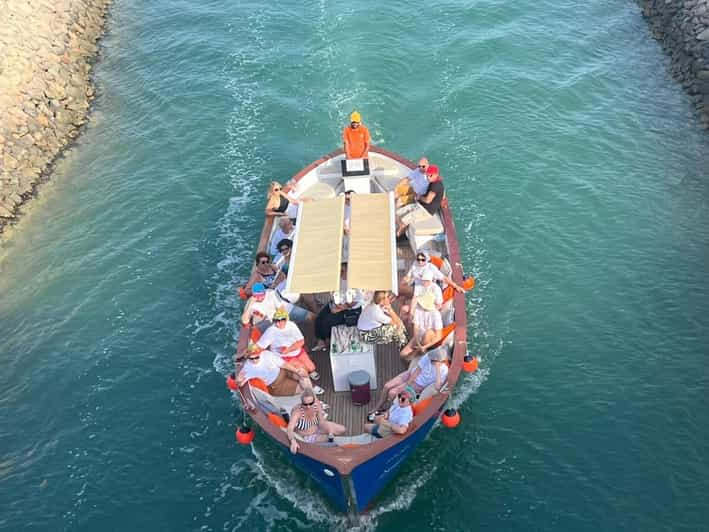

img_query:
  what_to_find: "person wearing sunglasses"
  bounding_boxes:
[312,262,363,352]
[395,157,430,208]
[364,389,414,438]
[257,308,323,387]
[287,389,346,454]
[269,217,295,257]
[236,342,316,397]
[342,111,371,160]
[368,347,449,420]
[244,250,285,297]
[396,164,446,238]
[265,181,299,219]
[403,250,463,296]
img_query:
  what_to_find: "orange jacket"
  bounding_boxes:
[343,124,371,159]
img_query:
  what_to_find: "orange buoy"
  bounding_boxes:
[238,286,248,300]
[441,408,461,428]
[463,354,479,373]
[235,425,255,445]
[226,372,238,391]
[462,275,475,291]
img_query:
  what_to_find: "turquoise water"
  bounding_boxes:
[2,0,709,529]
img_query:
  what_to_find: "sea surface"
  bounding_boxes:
[1,0,708,530]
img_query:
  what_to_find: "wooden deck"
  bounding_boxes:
[305,241,421,435]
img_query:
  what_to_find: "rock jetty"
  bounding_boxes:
[638,0,709,129]
[0,0,111,233]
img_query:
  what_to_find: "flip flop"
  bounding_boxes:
[313,385,325,395]
[311,344,327,352]
[309,371,320,381]
[367,410,381,422]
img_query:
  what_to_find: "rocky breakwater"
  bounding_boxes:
[0,0,111,232]
[638,0,709,129]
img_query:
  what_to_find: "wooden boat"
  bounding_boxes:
[230,146,472,514]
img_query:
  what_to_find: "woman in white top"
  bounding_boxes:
[400,271,443,361]
[357,290,407,347]
[236,343,315,396]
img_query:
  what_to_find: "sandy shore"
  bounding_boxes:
[0,0,111,234]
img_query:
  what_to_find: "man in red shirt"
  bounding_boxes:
[342,111,371,159]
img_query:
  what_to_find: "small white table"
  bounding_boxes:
[329,326,377,392]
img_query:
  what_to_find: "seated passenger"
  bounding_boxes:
[395,157,430,207]
[236,342,316,396]
[364,389,414,438]
[241,283,311,331]
[257,308,321,382]
[244,251,285,296]
[370,347,449,416]
[312,263,363,351]
[402,250,463,297]
[273,238,293,275]
[401,271,443,360]
[269,217,295,257]
[357,290,407,347]
[396,165,445,238]
[287,389,346,454]
[265,181,299,219]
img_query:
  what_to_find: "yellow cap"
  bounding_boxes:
[247,342,261,354]
[273,307,289,321]
[350,111,361,123]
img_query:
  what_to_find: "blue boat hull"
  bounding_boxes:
[282,414,439,513]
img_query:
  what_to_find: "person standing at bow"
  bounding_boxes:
[342,111,371,160]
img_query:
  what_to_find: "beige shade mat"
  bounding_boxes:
[287,196,344,294]
[347,193,394,291]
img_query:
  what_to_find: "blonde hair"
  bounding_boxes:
[267,181,282,199]
[301,388,316,403]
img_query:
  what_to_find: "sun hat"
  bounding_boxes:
[350,111,361,123]
[421,269,434,282]
[416,291,437,311]
[252,283,266,295]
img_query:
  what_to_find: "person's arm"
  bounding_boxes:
[362,128,371,156]
[282,338,305,354]
[383,304,404,328]
[281,360,307,376]
[243,272,259,297]
[443,274,464,293]
[435,363,446,390]
[406,367,422,387]
[402,266,414,285]
[287,407,301,454]
[265,195,282,216]
[343,128,350,157]
[417,189,436,204]
[272,267,286,287]
[241,299,253,326]
[419,330,442,352]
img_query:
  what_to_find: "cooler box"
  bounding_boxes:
[348,370,371,405]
